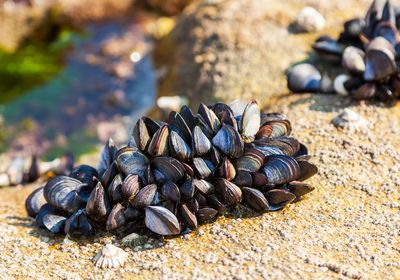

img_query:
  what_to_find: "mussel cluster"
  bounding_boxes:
[25,100,317,237]
[287,0,400,103]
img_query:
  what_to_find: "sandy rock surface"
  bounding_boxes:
[1,0,400,279]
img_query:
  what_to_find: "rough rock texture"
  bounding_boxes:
[156,0,370,109]
[1,0,400,279]
[1,98,399,279]
[0,0,135,51]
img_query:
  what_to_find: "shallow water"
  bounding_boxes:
[0,21,156,159]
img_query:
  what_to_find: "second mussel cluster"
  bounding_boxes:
[25,100,317,237]
[287,0,400,103]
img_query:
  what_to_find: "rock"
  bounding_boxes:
[139,0,195,15]
[331,109,368,131]
[295,7,325,32]
[156,0,351,109]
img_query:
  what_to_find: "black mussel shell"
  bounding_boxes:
[262,155,301,185]
[287,63,322,93]
[145,206,180,236]
[264,189,296,211]
[180,204,198,229]
[25,186,46,218]
[43,214,67,234]
[286,181,315,199]
[86,181,110,223]
[44,176,86,214]
[97,138,117,178]
[242,187,269,211]
[212,124,244,158]
[65,209,94,237]
[106,203,126,232]
[196,208,218,224]
[152,156,186,184]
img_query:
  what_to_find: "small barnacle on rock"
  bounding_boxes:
[92,244,128,269]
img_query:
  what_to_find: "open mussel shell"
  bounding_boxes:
[152,156,185,184]
[342,46,365,74]
[180,204,198,229]
[25,186,46,218]
[286,181,315,199]
[212,124,244,158]
[86,181,110,223]
[106,203,126,232]
[169,130,193,162]
[115,147,149,178]
[43,214,67,234]
[145,206,180,236]
[240,100,260,143]
[287,63,322,93]
[97,138,117,178]
[44,176,86,214]
[364,36,397,81]
[216,178,242,206]
[192,126,212,156]
[242,187,269,211]
[132,184,158,208]
[264,189,296,211]
[262,155,300,185]
[65,209,94,237]
[198,103,221,134]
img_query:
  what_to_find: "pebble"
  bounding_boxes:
[331,109,369,131]
[295,7,325,32]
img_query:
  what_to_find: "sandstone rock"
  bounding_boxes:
[156,0,363,109]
